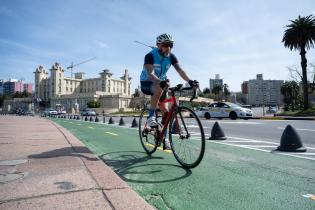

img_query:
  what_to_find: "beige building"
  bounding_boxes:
[248,74,283,106]
[34,62,132,113]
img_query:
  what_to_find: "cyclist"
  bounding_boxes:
[140,33,199,147]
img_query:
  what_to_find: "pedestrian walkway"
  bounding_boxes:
[0,115,154,210]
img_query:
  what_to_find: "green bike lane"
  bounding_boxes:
[51,118,315,210]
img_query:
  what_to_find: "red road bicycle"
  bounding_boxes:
[139,84,205,168]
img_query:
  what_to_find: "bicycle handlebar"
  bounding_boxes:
[168,84,199,102]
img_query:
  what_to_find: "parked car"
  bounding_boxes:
[195,102,253,120]
[24,110,35,116]
[266,106,278,114]
[15,108,26,115]
[80,108,96,116]
[43,109,58,115]
[57,110,67,115]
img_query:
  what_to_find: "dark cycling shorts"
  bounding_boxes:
[140,81,153,95]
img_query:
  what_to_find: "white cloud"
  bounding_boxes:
[95,40,109,49]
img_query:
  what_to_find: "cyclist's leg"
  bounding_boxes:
[150,80,163,110]
[141,80,162,126]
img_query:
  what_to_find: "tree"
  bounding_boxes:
[212,84,223,101]
[282,14,315,110]
[203,88,211,94]
[0,94,11,107]
[281,81,300,111]
[132,88,140,97]
[223,84,231,102]
[87,100,100,108]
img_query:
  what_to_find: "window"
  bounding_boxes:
[70,88,73,92]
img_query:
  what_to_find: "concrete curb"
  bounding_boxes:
[51,121,154,210]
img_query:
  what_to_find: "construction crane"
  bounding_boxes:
[66,57,96,78]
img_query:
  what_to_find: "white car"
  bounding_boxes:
[58,110,67,115]
[195,102,253,120]
[44,109,58,115]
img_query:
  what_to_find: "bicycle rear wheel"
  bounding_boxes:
[139,109,158,154]
[169,106,205,168]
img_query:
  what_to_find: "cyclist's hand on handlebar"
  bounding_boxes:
[188,80,199,88]
[160,79,170,89]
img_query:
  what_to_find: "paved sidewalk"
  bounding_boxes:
[0,115,154,210]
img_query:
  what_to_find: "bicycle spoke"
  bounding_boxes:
[169,106,205,168]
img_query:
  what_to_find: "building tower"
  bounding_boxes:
[50,62,64,98]
[122,69,132,95]
[33,65,48,101]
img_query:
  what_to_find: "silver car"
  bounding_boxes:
[80,108,96,116]
[44,109,58,115]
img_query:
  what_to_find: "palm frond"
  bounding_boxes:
[282,14,315,51]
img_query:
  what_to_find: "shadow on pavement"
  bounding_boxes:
[99,151,192,184]
[28,146,98,161]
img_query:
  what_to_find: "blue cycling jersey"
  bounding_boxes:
[140,48,177,81]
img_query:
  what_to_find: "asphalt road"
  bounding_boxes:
[51,116,315,210]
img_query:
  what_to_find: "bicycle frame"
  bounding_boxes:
[156,90,189,141]
[157,91,177,140]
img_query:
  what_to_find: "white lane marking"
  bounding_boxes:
[211,141,315,161]
[211,141,271,152]
[224,140,257,143]
[226,136,278,145]
[187,125,210,129]
[105,132,118,136]
[227,136,315,150]
[235,145,277,148]
[221,122,263,125]
[277,127,315,132]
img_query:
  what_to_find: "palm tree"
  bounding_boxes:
[281,81,300,111]
[282,15,315,110]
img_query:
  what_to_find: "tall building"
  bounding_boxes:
[0,80,4,95]
[248,74,283,106]
[239,81,249,104]
[2,79,23,95]
[23,83,33,94]
[241,81,248,94]
[34,62,132,112]
[209,74,223,93]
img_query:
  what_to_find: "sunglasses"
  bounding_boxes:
[161,43,173,48]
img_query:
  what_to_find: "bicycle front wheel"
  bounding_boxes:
[169,106,205,168]
[139,109,158,154]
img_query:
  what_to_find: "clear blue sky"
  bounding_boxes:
[1,0,315,92]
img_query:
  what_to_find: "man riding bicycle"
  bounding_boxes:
[140,33,199,129]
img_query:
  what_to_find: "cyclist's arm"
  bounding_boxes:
[144,53,161,82]
[144,64,161,82]
[173,63,190,82]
